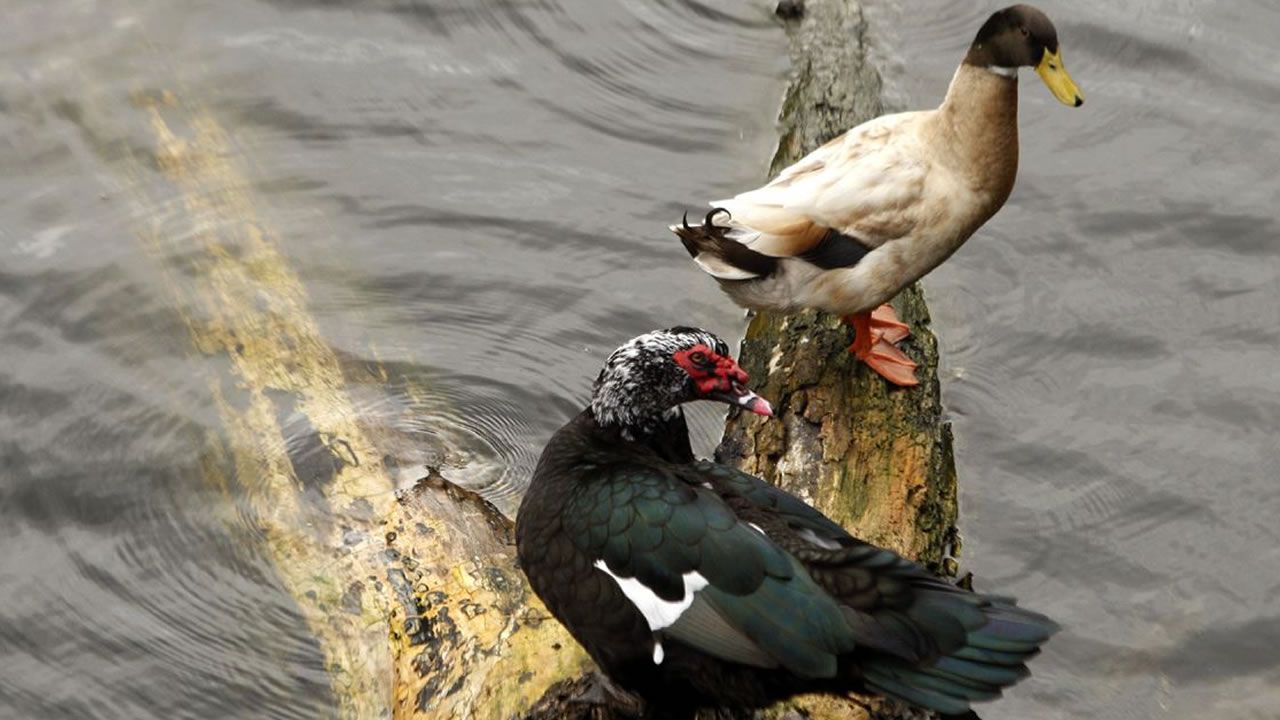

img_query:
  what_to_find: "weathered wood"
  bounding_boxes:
[717,2,961,718]
[114,92,590,720]
[724,0,960,569]
[384,470,591,719]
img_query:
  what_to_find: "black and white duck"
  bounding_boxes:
[675,4,1083,386]
[516,327,1058,718]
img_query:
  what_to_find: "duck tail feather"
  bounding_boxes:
[861,597,1058,715]
[671,207,777,280]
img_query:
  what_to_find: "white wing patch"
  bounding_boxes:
[594,560,709,631]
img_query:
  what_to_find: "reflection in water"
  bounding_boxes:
[1,0,1278,718]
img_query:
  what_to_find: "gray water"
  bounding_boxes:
[866,1,1280,718]
[0,0,1275,718]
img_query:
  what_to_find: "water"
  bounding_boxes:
[864,1,1280,718]
[0,0,1275,718]
[0,1,779,717]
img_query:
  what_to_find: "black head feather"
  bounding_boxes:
[590,327,733,438]
[964,4,1059,69]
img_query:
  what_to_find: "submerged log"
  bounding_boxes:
[118,93,589,720]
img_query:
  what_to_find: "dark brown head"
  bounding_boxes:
[964,4,1083,107]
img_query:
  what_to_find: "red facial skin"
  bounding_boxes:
[672,344,750,395]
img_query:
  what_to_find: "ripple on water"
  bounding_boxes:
[0,394,332,719]
[331,364,561,520]
[2,0,777,717]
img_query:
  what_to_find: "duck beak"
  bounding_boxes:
[1035,48,1084,107]
[708,382,774,417]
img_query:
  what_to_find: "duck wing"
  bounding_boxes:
[682,459,844,540]
[563,459,860,678]
[690,460,1060,714]
[714,112,931,259]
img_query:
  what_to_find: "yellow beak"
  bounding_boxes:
[1035,48,1083,107]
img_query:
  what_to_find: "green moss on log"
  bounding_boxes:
[717,2,961,718]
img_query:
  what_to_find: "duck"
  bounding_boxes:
[516,327,1058,718]
[674,4,1083,387]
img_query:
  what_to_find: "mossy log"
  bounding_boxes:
[109,0,959,717]
[117,93,590,720]
[722,3,962,717]
[725,0,960,573]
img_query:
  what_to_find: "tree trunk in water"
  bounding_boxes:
[727,0,962,598]
[525,1,963,718]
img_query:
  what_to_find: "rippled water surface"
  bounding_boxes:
[866,1,1280,718]
[1,0,1276,718]
[0,1,780,717]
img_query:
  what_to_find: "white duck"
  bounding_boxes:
[676,4,1083,386]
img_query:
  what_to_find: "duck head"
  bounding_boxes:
[590,327,772,437]
[964,4,1084,107]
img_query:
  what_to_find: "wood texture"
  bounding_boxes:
[114,91,590,720]
[717,3,961,718]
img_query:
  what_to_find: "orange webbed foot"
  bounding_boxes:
[860,338,919,386]
[843,305,920,387]
[868,303,911,346]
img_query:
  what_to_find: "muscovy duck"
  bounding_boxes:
[516,327,1058,718]
[674,4,1083,386]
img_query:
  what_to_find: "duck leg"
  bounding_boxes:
[844,304,919,387]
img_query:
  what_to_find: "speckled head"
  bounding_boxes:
[964,4,1084,106]
[590,327,772,438]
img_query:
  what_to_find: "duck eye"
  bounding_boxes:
[1019,26,1029,37]
[690,351,708,365]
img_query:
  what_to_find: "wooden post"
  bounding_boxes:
[717,3,961,718]
[524,1,963,718]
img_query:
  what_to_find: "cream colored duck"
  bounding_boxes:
[675,4,1083,386]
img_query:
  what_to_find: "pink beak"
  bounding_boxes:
[707,383,773,417]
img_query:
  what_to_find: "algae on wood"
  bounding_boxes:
[107,91,588,720]
[719,2,961,718]
[728,0,960,575]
